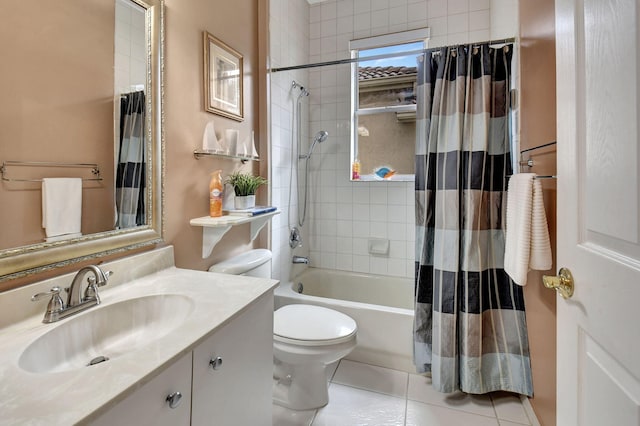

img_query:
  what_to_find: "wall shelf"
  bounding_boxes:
[190,210,279,258]
[193,149,259,163]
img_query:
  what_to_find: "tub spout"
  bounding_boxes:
[292,255,309,264]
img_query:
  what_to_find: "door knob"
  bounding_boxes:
[542,267,574,299]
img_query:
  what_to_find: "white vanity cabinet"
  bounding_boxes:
[90,352,193,426]
[89,292,273,426]
[191,292,274,426]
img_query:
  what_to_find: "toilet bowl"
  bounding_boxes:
[273,304,357,410]
[209,250,358,410]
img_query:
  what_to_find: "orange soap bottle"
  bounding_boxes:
[209,170,223,217]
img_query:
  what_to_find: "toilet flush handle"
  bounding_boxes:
[209,356,223,370]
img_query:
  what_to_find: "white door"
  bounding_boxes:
[555,0,640,425]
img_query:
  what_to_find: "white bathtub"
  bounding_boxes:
[274,268,415,372]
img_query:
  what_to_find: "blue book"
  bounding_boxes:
[226,206,277,217]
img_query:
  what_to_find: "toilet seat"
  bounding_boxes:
[274,305,357,347]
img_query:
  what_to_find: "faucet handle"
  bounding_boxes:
[84,270,112,303]
[31,286,62,302]
[87,270,113,287]
[31,287,65,323]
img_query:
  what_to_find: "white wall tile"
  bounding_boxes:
[353,255,370,272]
[428,0,448,18]
[407,2,428,22]
[428,16,448,36]
[354,12,372,31]
[337,0,355,17]
[469,9,490,31]
[389,5,408,25]
[447,12,468,33]
[353,221,370,237]
[336,253,354,270]
[354,0,373,13]
[370,257,389,275]
[322,1,338,20]
[310,4,322,22]
[469,0,490,11]
[372,9,390,28]
[447,0,468,15]
[372,0,390,10]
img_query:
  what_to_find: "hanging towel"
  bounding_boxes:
[42,178,82,240]
[504,173,552,285]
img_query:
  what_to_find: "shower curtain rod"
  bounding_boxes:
[270,37,516,73]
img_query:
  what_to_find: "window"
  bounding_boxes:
[350,29,429,181]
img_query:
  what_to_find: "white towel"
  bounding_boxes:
[42,178,82,239]
[504,173,552,286]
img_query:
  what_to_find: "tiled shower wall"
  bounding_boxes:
[114,0,146,94]
[270,0,518,282]
[269,0,311,283]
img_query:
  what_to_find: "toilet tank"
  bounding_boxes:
[208,249,272,278]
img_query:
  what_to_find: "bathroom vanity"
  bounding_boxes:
[0,247,278,425]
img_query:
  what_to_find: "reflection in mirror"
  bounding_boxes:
[0,0,164,282]
[350,30,428,182]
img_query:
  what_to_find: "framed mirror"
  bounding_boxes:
[0,0,164,282]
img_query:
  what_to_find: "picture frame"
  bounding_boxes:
[203,32,243,121]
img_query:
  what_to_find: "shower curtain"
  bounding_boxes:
[413,44,533,396]
[116,91,146,228]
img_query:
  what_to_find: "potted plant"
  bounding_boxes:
[225,171,268,209]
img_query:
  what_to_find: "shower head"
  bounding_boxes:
[292,80,309,98]
[300,130,329,160]
[314,130,329,144]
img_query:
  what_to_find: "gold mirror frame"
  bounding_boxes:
[0,0,165,283]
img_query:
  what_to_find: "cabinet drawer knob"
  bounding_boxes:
[209,356,223,370]
[166,391,183,409]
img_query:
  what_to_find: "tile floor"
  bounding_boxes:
[272,359,536,426]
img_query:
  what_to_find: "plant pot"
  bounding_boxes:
[234,195,255,210]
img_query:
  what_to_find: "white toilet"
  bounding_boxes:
[209,249,358,410]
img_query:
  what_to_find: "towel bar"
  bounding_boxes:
[507,174,556,180]
[1,160,102,182]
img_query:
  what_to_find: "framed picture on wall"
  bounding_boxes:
[203,31,244,121]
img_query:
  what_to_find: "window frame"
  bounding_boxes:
[349,28,430,182]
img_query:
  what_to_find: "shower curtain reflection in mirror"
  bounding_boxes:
[116,91,146,229]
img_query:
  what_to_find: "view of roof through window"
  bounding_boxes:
[358,41,424,68]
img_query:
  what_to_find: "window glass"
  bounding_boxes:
[351,39,424,181]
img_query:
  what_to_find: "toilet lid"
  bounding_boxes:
[274,305,357,345]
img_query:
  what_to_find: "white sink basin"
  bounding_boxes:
[19,294,194,374]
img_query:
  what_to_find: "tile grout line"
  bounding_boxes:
[520,395,540,426]
[489,392,501,421]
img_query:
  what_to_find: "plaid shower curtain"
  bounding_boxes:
[116,91,146,228]
[414,44,533,396]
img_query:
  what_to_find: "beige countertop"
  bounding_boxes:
[0,247,278,425]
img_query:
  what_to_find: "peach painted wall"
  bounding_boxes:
[0,0,116,250]
[163,0,265,272]
[519,0,557,424]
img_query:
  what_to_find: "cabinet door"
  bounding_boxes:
[192,292,274,426]
[90,352,192,426]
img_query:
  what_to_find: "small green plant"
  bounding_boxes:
[225,171,268,196]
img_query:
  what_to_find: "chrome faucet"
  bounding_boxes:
[31,265,112,323]
[67,265,109,307]
[292,255,309,265]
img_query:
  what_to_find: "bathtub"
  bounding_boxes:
[274,268,415,372]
